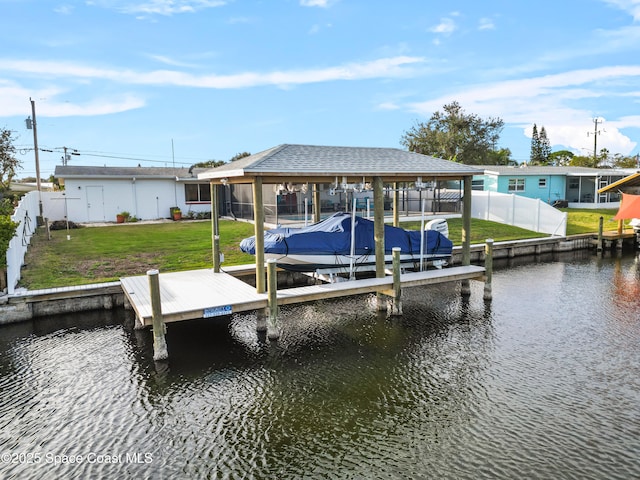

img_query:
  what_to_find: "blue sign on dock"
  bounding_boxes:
[203,305,233,318]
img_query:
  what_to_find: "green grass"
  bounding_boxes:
[18,209,620,289]
[560,208,620,235]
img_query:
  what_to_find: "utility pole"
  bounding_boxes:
[60,146,80,166]
[588,117,603,167]
[27,98,43,219]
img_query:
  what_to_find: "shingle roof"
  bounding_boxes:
[479,165,632,176]
[198,144,482,182]
[54,165,208,179]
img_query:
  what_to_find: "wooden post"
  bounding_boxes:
[211,182,220,272]
[461,175,472,296]
[373,176,387,311]
[483,239,493,301]
[390,247,402,316]
[253,177,265,293]
[266,259,280,340]
[147,269,168,361]
[597,216,603,254]
[392,182,399,227]
[313,184,321,224]
[213,235,220,273]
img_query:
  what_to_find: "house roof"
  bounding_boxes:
[478,165,632,177]
[197,144,482,184]
[54,165,209,180]
[598,171,640,193]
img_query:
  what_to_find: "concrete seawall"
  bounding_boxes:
[0,234,598,325]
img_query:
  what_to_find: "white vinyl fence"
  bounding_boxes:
[471,191,567,236]
[5,191,40,294]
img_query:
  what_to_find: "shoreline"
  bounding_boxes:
[0,233,603,325]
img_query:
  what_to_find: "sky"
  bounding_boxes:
[2,0,640,178]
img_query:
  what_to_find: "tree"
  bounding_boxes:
[612,153,639,169]
[0,128,21,191]
[191,160,226,169]
[539,126,551,165]
[529,124,551,165]
[549,150,574,166]
[400,101,504,165]
[486,148,517,165]
[569,154,597,168]
[530,124,540,164]
[229,152,251,162]
[0,128,20,269]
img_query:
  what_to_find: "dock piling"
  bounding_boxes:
[266,259,280,340]
[147,269,168,361]
[390,247,402,316]
[597,216,604,254]
[483,239,493,301]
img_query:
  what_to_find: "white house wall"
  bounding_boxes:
[51,178,211,223]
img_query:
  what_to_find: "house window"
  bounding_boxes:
[569,178,579,189]
[508,178,525,192]
[185,183,211,203]
[472,179,485,190]
[539,178,547,188]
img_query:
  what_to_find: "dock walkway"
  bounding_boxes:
[121,265,486,327]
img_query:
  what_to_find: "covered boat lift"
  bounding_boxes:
[198,144,483,293]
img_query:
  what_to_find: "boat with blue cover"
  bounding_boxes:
[239,212,453,272]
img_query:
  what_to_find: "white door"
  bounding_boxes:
[86,186,105,222]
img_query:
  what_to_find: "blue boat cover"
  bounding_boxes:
[239,212,453,257]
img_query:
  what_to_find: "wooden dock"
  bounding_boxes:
[121,265,486,327]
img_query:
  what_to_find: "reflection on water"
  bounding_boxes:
[1,251,639,479]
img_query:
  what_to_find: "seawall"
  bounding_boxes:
[0,234,599,325]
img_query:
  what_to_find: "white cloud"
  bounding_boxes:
[300,0,332,7]
[87,0,227,16]
[478,17,495,30]
[54,4,74,15]
[407,65,640,155]
[429,17,456,35]
[601,0,640,21]
[0,55,425,89]
[0,80,144,117]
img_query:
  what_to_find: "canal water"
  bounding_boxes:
[1,251,639,479]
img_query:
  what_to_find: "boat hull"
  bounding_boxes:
[264,252,450,272]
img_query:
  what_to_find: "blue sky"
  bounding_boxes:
[2,0,640,177]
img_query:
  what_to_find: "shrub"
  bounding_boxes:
[0,215,19,268]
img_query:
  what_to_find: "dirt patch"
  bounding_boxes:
[79,252,164,278]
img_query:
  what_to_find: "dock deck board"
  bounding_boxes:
[121,265,486,326]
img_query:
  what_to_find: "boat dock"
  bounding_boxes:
[121,264,486,328]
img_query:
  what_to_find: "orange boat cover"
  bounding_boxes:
[614,193,640,220]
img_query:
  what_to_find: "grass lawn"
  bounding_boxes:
[18,209,621,289]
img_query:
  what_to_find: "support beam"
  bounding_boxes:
[313,183,321,224]
[373,176,385,279]
[211,182,220,272]
[461,175,472,296]
[373,176,387,311]
[392,182,399,227]
[147,269,168,361]
[253,177,265,293]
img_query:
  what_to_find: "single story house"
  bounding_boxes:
[52,165,213,223]
[474,165,633,207]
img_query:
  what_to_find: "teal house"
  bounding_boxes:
[475,166,633,206]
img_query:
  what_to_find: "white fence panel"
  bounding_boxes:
[5,191,40,294]
[471,191,566,236]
